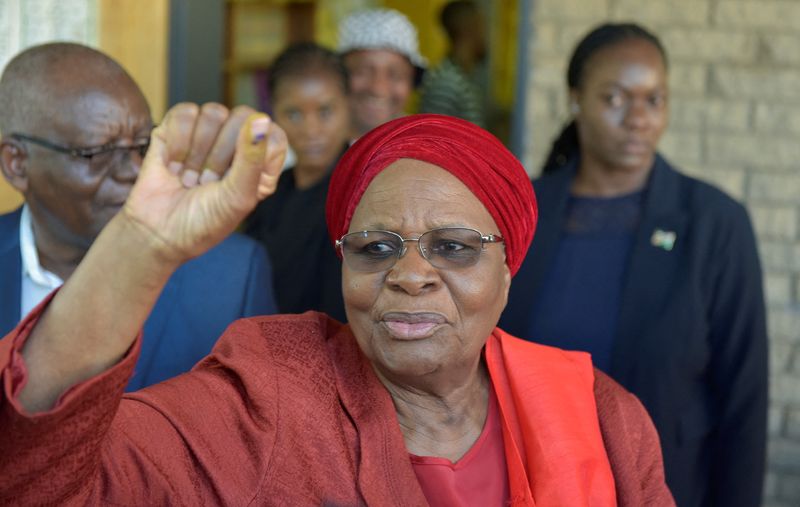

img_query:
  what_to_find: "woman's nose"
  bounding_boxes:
[623,99,650,130]
[385,241,441,295]
[305,115,322,137]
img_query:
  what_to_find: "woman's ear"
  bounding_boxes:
[500,260,512,309]
[0,139,29,193]
[568,89,581,116]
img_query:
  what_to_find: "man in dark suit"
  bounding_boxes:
[0,42,277,390]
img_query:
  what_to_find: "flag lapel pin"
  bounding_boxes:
[651,229,676,251]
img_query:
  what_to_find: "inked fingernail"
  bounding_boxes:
[168,161,183,174]
[181,169,200,187]
[199,168,219,184]
[250,117,270,145]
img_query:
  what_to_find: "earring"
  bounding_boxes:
[570,102,580,115]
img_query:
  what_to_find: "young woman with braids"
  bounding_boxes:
[501,23,767,507]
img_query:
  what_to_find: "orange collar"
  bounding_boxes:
[486,329,617,506]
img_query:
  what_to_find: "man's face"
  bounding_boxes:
[344,50,415,137]
[21,78,152,250]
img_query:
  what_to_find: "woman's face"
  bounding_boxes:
[572,38,668,174]
[272,72,350,172]
[342,159,511,384]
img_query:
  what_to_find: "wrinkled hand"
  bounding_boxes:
[122,103,287,264]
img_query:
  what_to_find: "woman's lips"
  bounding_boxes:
[357,96,395,117]
[621,140,649,155]
[381,312,446,340]
[299,143,327,157]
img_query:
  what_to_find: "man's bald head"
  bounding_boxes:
[0,42,143,136]
[0,42,153,257]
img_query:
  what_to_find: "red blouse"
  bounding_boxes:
[410,388,510,506]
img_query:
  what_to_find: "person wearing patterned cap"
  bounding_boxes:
[338,8,427,138]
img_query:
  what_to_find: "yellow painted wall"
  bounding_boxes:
[98,0,170,122]
[492,0,518,109]
[384,0,449,65]
[0,180,23,214]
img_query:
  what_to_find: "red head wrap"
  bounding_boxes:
[325,114,537,277]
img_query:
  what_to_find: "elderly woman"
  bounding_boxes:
[0,108,673,506]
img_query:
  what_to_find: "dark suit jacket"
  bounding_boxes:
[0,207,278,390]
[501,155,768,507]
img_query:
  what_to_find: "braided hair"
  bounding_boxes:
[541,23,668,174]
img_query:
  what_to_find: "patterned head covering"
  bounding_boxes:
[326,114,538,277]
[338,8,427,71]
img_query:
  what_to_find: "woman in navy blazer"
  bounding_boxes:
[501,23,767,506]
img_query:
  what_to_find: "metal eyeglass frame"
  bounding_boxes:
[8,133,150,160]
[335,227,504,271]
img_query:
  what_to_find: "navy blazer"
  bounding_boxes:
[0,208,278,390]
[501,155,768,507]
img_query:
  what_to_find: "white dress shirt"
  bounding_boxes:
[19,205,63,319]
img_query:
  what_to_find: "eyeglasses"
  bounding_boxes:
[336,227,504,273]
[9,133,150,164]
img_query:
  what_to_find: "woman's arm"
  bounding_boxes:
[0,316,282,505]
[16,103,287,411]
[594,370,675,507]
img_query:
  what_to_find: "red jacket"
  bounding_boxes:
[0,310,673,506]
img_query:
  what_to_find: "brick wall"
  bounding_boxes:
[522,1,800,505]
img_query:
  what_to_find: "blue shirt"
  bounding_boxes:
[527,190,643,372]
